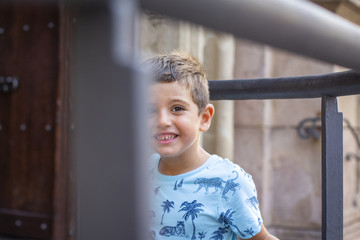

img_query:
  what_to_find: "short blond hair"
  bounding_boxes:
[145,51,209,113]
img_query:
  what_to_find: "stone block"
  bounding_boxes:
[339,95,359,128]
[271,99,321,127]
[140,13,180,58]
[178,23,208,63]
[270,48,334,78]
[344,221,360,240]
[343,128,360,220]
[270,128,322,228]
[235,100,266,127]
[233,127,265,202]
[233,39,266,79]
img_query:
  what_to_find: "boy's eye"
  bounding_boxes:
[171,106,184,112]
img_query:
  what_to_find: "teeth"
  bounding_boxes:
[157,135,176,141]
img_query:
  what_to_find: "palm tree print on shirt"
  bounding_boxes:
[218,209,246,238]
[198,231,206,240]
[244,227,255,237]
[160,200,175,225]
[210,227,228,240]
[154,186,160,196]
[179,200,204,239]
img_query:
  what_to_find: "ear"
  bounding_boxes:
[199,104,215,132]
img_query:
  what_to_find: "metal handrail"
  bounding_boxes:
[209,70,360,100]
[140,0,360,70]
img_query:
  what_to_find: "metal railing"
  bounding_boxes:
[139,0,360,70]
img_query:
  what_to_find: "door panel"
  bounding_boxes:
[0,2,59,239]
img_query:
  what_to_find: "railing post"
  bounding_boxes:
[321,96,343,240]
[72,1,147,239]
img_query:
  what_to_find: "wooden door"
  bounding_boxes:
[0,2,59,239]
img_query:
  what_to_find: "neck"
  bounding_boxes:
[158,147,210,176]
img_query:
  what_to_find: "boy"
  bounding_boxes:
[147,51,278,240]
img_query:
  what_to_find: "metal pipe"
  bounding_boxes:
[140,0,360,70]
[72,1,148,239]
[209,70,360,100]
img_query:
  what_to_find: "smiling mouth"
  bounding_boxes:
[156,134,178,142]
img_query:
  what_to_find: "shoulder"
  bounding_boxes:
[210,155,258,198]
[208,154,236,168]
[209,155,253,179]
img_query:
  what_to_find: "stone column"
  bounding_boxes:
[139,13,181,59]
[202,32,235,161]
[334,65,360,240]
[232,40,273,224]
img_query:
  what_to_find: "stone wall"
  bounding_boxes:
[233,41,327,239]
[233,42,360,239]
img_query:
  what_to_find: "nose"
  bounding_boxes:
[157,110,171,128]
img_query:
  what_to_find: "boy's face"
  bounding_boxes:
[149,82,213,159]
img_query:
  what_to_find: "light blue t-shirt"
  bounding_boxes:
[149,154,263,240]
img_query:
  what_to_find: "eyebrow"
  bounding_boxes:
[169,99,191,106]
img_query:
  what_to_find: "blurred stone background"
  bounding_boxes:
[140,1,360,239]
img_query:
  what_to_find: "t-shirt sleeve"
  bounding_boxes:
[219,166,263,239]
